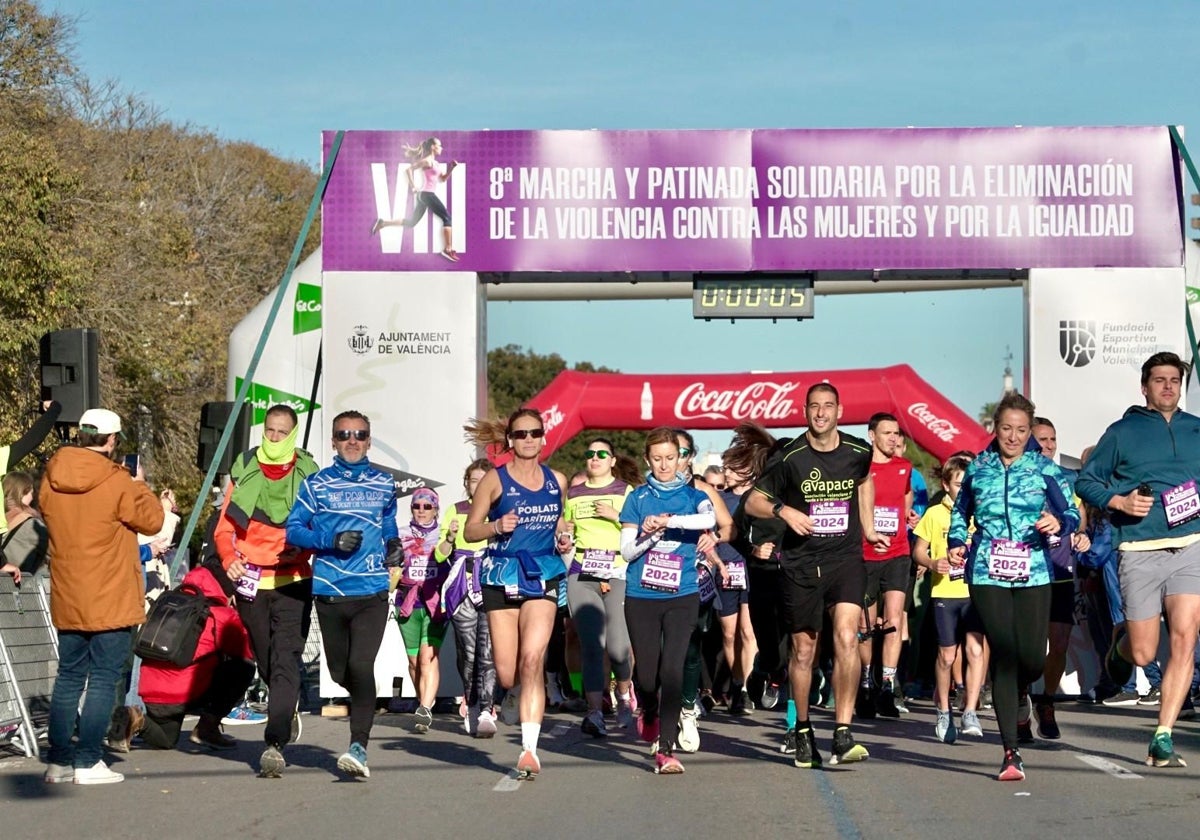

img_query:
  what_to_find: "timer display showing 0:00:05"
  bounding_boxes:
[696,285,808,309]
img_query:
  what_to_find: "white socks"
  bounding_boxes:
[521,722,541,753]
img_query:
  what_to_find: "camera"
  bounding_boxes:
[1137,483,1154,497]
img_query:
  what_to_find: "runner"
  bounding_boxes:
[436,459,499,738]
[745,383,888,768]
[620,427,715,775]
[856,413,914,720]
[913,454,985,742]
[563,438,639,737]
[464,408,572,779]
[948,393,1078,781]
[1077,351,1200,768]
[715,466,759,718]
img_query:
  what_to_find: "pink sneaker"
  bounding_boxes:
[516,749,540,779]
[441,249,460,262]
[636,713,660,745]
[655,752,685,774]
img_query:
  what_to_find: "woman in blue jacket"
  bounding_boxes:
[949,393,1078,783]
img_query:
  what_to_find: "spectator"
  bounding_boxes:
[2,471,47,576]
[0,400,61,533]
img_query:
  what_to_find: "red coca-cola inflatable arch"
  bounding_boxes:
[513,364,992,462]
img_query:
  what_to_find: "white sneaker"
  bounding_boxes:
[74,759,124,785]
[43,763,73,784]
[500,689,521,726]
[678,707,700,753]
[476,709,498,738]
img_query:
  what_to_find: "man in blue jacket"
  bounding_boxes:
[1077,351,1200,769]
[285,410,398,779]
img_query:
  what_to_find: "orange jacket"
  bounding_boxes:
[40,447,165,632]
[214,483,312,583]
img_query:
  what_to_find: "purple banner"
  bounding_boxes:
[320,127,1182,272]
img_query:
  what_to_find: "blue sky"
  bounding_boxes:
[47,0,1200,455]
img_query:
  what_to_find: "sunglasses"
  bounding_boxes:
[334,429,370,442]
[679,447,692,458]
[510,428,545,440]
[584,450,611,459]
[710,484,726,490]
[411,503,435,511]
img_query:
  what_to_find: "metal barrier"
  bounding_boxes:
[0,574,56,756]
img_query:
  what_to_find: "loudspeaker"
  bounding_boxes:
[39,329,100,425]
[197,401,251,474]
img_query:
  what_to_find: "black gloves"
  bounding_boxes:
[384,538,404,568]
[333,530,363,554]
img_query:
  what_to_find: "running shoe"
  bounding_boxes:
[678,707,701,753]
[761,681,782,710]
[258,744,286,779]
[829,727,869,765]
[337,742,369,778]
[1101,689,1142,707]
[780,728,798,755]
[222,701,268,726]
[980,684,994,710]
[961,710,984,737]
[581,709,608,738]
[1105,627,1133,688]
[1017,694,1034,744]
[413,705,433,734]
[73,759,124,785]
[997,748,1025,782]
[793,727,823,769]
[935,710,958,744]
[876,686,901,719]
[636,713,660,746]
[440,249,460,262]
[516,749,541,779]
[1180,697,1196,721]
[1138,687,1161,706]
[190,719,237,750]
[729,687,753,716]
[1146,731,1187,768]
[699,691,717,715]
[951,684,965,712]
[500,689,520,725]
[545,674,567,709]
[1034,701,1060,740]
[371,218,384,235]
[855,685,877,720]
[476,709,498,738]
[654,751,685,774]
[894,692,910,714]
[615,700,635,730]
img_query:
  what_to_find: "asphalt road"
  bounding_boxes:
[2,696,1197,839]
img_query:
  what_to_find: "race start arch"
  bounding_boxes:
[232,126,1189,490]
[524,366,992,462]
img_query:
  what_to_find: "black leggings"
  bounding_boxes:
[316,592,390,748]
[406,191,451,227]
[625,594,699,754]
[970,584,1051,749]
[142,658,256,749]
[747,564,788,681]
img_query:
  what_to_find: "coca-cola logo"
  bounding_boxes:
[541,404,564,435]
[673,381,799,422]
[907,402,961,443]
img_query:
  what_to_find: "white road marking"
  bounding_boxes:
[1077,754,1144,779]
[493,770,523,792]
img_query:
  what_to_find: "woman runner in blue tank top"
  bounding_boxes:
[464,408,572,780]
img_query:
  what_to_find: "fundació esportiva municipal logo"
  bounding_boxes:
[1058,320,1097,367]
[348,325,373,355]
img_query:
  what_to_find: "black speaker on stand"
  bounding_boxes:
[197,401,251,474]
[39,329,100,425]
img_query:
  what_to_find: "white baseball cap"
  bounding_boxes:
[78,408,123,436]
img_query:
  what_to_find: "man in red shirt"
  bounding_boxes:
[856,413,914,719]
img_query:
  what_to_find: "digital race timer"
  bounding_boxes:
[692,275,815,320]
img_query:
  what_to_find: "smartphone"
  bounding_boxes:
[123,454,140,477]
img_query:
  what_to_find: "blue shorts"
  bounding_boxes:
[932,597,982,647]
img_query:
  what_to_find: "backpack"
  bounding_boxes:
[133,583,213,667]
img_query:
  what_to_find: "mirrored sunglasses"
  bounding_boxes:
[334,429,370,442]
[584,450,611,459]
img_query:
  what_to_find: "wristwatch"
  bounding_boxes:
[772,501,785,519]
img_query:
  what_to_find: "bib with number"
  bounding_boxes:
[1163,480,1200,529]
[811,501,850,536]
[697,565,717,603]
[235,563,261,601]
[726,560,747,590]
[407,556,436,581]
[948,564,965,581]
[873,505,901,536]
[641,550,683,593]
[987,539,1031,583]
[580,548,618,579]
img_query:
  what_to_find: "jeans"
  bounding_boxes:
[49,628,134,768]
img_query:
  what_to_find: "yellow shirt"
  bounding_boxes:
[915,498,969,599]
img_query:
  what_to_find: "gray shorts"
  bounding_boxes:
[1118,540,1200,622]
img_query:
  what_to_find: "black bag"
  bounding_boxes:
[133,583,212,667]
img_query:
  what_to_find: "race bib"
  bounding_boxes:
[726,560,747,590]
[948,564,965,581]
[580,548,618,579]
[407,556,435,581]
[698,565,717,603]
[641,550,683,593]
[235,563,261,601]
[873,506,901,536]
[811,501,850,536]
[987,539,1031,583]
[1163,481,1200,528]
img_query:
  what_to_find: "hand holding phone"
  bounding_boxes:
[123,454,140,478]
